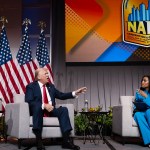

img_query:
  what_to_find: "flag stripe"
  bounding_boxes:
[4,62,20,93]
[13,59,28,88]
[0,83,9,104]
[26,62,34,81]
[10,60,26,92]
[28,61,37,79]
[46,64,53,79]
[7,61,24,94]
[32,60,38,70]
[45,64,54,84]
[0,67,13,101]
[0,85,9,104]
[20,65,31,84]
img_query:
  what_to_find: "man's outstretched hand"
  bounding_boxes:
[75,87,87,95]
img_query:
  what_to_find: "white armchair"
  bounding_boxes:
[5,94,74,149]
[112,96,140,144]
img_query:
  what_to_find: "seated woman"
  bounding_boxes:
[134,75,150,146]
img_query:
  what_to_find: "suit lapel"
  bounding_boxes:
[46,84,54,105]
[34,81,42,99]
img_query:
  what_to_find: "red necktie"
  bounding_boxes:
[43,85,49,117]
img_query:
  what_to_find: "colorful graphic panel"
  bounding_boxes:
[65,0,150,63]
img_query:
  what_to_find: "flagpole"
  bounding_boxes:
[0,16,8,28]
[22,18,31,30]
[38,21,46,31]
[50,0,52,67]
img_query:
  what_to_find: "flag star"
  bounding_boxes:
[16,28,33,65]
[36,30,50,67]
[0,27,13,66]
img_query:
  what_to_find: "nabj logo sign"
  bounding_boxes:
[123,0,150,47]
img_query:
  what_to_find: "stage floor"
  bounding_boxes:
[0,137,149,150]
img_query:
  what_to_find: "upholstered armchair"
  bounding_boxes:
[112,96,140,144]
[5,94,74,149]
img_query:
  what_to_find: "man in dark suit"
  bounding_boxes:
[25,68,87,150]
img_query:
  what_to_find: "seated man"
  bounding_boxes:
[25,68,87,150]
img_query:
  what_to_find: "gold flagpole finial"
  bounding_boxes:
[0,16,8,27]
[22,18,31,27]
[38,21,46,30]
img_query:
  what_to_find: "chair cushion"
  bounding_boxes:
[132,117,138,127]
[120,96,135,106]
[30,116,60,127]
[13,94,25,103]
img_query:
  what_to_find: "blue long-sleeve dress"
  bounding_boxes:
[134,90,150,145]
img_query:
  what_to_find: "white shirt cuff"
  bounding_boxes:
[72,91,78,98]
[42,103,44,110]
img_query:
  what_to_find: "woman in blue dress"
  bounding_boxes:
[134,75,150,146]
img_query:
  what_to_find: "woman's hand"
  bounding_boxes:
[137,89,147,98]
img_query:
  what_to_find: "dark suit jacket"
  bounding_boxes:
[25,81,74,115]
[25,81,74,131]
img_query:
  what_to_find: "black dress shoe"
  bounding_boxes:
[62,141,80,150]
[73,144,80,150]
[37,144,45,150]
[37,139,45,150]
[33,129,45,150]
[37,146,45,150]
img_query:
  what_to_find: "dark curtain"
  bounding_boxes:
[52,0,66,76]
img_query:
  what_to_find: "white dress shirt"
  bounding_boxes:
[38,81,52,109]
[38,81,77,109]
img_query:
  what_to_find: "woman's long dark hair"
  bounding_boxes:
[140,75,150,93]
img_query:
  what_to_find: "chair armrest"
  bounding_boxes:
[5,102,30,138]
[112,105,133,136]
[56,104,74,136]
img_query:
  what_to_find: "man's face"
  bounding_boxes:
[38,69,49,84]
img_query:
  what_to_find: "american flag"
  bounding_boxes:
[16,26,38,86]
[0,25,53,107]
[0,26,26,106]
[36,29,54,84]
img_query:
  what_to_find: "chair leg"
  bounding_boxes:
[122,137,125,145]
[4,135,8,143]
[70,137,74,144]
[112,133,125,145]
[18,139,23,149]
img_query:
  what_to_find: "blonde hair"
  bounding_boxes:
[34,67,48,81]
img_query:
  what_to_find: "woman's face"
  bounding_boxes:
[141,77,150,89]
